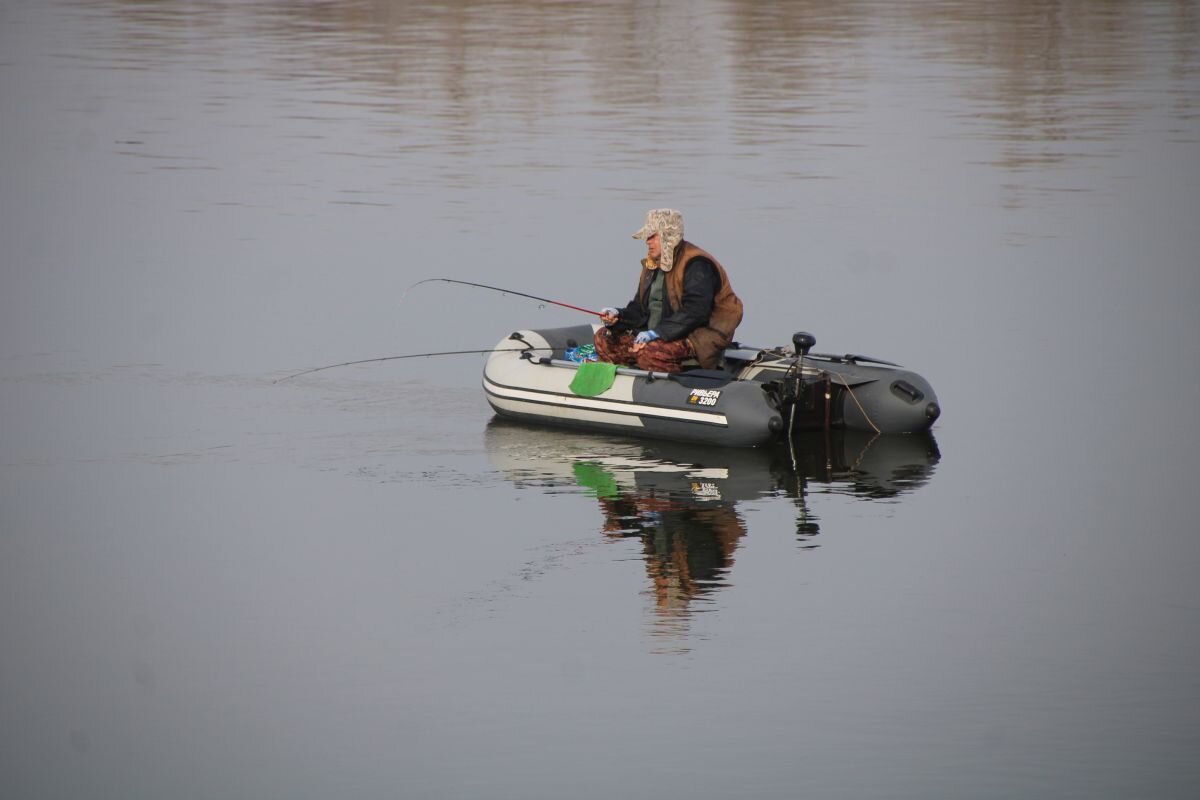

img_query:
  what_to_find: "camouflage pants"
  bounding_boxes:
[593,328,695,373]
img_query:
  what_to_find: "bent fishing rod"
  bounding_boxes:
[403,277,603,317]
[274,343,550,384]
[277,279,599,383]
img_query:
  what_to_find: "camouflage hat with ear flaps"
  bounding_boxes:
[632,208,684,272]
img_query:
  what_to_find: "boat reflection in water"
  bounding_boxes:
[484,420,940,643]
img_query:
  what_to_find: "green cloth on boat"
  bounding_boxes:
[569,360,617,397]
[572,461,620,499]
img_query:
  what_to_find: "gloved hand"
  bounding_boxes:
[600,307,620,325]
[634,330,660,346]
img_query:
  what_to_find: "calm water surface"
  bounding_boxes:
[2,1,1198,798]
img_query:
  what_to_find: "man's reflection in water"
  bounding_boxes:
[592,479,747,619]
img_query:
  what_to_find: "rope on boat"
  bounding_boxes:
[787,374,800,472]
[833,373,881,434]
[786,352,806,472]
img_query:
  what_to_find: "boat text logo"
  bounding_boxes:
[687,389,722,407]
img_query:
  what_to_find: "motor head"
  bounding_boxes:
[792,331,816,356]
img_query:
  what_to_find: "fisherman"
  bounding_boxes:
[595,208,743,373]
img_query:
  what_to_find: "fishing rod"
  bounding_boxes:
[274,345,550,384]
[404,277,604,317]
[277,278,598,383]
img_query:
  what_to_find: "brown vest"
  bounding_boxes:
[637,241,743,369]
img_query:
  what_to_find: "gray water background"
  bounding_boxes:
[2,1,1198,797]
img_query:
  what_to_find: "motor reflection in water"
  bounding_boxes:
[484,420,940,640]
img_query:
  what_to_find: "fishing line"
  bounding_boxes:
[274,344,549,384]
[402,277,603,317]
[280,279,598,383]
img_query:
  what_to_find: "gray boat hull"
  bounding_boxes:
[483,324,940,447]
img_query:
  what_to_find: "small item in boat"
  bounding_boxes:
[565,343,598,363]
[569,360,617,397]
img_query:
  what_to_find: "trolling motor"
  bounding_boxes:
[781,332,815,439]
[792,331,816,357]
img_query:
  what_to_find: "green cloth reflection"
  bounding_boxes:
[571,461,620,499]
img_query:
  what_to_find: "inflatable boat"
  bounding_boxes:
[483,324,940,447]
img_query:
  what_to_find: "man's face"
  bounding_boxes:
[646,232,662,262]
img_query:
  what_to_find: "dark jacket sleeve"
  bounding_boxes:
[656,258,718,342]
[614,295,648,331]
[610,271,650,331]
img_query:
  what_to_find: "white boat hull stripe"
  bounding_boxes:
[483,378,728,427]
[487,395,647,428]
